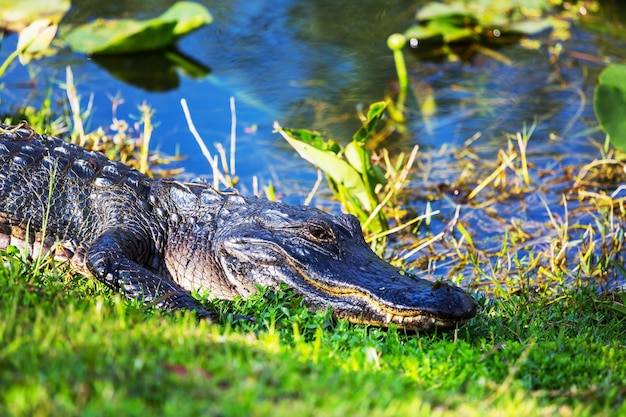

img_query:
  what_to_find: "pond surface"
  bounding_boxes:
[2,0,419,193]
[1,0,625,290]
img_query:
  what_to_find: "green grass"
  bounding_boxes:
[3,7,625,415]
[1,247,624,416]
[1,64,624,417]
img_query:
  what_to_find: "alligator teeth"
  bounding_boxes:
[387,313,423,326]
[385,313,393,323]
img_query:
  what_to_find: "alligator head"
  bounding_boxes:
[203,193,478,331]
[155,181,477,331]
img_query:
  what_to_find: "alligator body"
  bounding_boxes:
[0,124,477,330]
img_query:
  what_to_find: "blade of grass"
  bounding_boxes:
[467,151,517,200]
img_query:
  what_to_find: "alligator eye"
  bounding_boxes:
[306,223,335,242]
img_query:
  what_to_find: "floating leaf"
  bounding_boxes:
[160,2,212,37]
[407,0,558,58]
[594,64,626,151]
[17,19,58,64]
[507,18,553,35]
[404,24,444,44]
[426,20,476,43]
[62,1,212,55]
[404,21,476,46]
[416,3,475,25]
[0,0,69,32]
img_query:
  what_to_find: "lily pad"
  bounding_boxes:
[416,3,476,25]
[0,0,69,77]
[405,0,557,58]
[62,2,212,55]
[404,24,444,43]
[0,0,69,32]
[16,19,59,64]
[508,18,553,35]
[594,64,626,151]
[427,20,476,43]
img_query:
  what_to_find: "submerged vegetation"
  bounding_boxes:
[0,0,625,415]
[397,0,596,60]
[376,0,626,297]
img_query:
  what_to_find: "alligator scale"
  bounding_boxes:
[0,124,476,330]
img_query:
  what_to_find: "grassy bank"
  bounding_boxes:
[0,245,624,416]
[0,72,624,417]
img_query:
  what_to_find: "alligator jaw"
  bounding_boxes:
[330,281,478,331]
[293,267,478,331]
[220,233,478,331]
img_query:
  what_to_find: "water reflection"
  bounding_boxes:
[92,50,210,92]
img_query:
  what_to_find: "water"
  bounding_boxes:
[1,0,416,196]
[1,0,625,289]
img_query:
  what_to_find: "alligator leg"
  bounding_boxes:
[86,229,216,320]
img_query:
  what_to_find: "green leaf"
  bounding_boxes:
[416,3,475,25]
[160,2,213,37]
[594,64,626,151]
[345,142,387,186]
[404,24,445,42]
[352,101,387,144]
[63,20,177,54]
[350,101,388,195]
[278,126,372,211]
[0,0,68,72]
[507,18,553,35]
[62,1,212,55]
[0,0,69,32]
[17,19,58,64]
[283,128,342,154]
[344,142,365,174]
[426,20,476,43]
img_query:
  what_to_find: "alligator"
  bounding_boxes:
[0,123,477,331]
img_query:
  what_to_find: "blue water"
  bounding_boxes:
[2,2,621,182]
[1,0,417,199]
